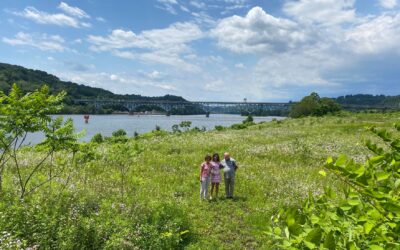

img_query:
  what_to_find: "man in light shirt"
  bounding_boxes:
[221,152,238,199]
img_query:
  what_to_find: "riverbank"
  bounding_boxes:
[1,112,398,249]
[25,114,283,144]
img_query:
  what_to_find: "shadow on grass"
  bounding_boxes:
[210,196,248,202]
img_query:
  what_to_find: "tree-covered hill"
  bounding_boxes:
[0,62,186,102]
[335,94,400,108]
[0,62,201,114]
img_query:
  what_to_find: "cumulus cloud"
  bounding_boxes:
[380,0,397,9]
[87,22,203,71]
[2,32,67,52]
[13,4,91,28]
[209,4,400,97]
[345,13,400,54]
[211,7,311,53]
[283,0,356,25]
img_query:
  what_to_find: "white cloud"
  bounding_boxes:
[211,7,310,53]
[380,0,397,9]
[156,0,179,15]
[88,22,203,71]
[210,5,400,95]
[345,13,400,54]
[3,32,67,52]
[58,2,90,19]
[234,63,245,69]
[13,6,91,28]
[283,0,356,25]
[190,1,206,9]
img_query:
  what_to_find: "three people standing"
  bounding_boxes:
[200,152,238,200]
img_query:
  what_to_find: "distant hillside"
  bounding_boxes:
[335,94,400,108]
[0,62,186,102]
[0,62,200,114]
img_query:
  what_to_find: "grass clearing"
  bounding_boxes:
[1,112,399,249]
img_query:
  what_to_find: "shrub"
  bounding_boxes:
[215,125,225,131]
[112,129,127,137]
[243,115,254,123]
[268,123,400,249]
[91,133,104,143]
[231,123,248,130]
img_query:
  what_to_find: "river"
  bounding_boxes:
[26,114,284,144]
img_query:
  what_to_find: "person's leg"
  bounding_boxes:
[210,183,215,199]
[230,177,235,198]
[205,177,210,199]
[215,183,219,198]
[200,181,204,200]
[224,178,229,198]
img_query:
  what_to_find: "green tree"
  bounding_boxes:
[290,92,341,118]
[0,84,79,198]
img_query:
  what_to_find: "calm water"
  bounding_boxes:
[26,114,283,144]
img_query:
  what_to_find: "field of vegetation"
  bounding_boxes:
[1,86,399,249]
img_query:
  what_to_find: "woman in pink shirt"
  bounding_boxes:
[210,153,222,200]
[200,154,212,200]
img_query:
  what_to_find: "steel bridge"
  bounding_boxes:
[73,99,292,112]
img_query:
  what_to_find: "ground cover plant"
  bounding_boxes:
[1,85,399,249]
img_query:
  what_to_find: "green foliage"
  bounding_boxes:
[269,124,400,249]
[243,115,254,123]
[179,121,192,131]
[2,87,400,250]
[112,129,127,137]
[91,133,104,143]
[290,92,341,118]
[172,124,181,133]
[215,125,225,131]
[0,83,79,198]
[154,125,161,132]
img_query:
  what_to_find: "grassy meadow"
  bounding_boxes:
[1,112,399,249]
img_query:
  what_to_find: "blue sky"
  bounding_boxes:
[0,0,399,101]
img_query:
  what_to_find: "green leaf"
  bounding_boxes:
[304,240,316,249]
[323,231,336,250]
[370,245,384,250]
[284,227,290,239]
[310,215,319,224]
[395,179,400,189]
[335,155,347,167]
[348,199,361,206]
[305,228,322,245]
[364,221,374,234]
[375,172,391,181]
[369,156,385,164]
[274,227,282,236]
[319,170,326,177]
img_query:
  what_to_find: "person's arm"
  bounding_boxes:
[199,164,203,182]
[219,163,224,169]
[234,161,238,171]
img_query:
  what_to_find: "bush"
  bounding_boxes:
[231,123,248,130]
[215,125,225,131]
[112,129,127,137]
[243,115,254,123]
[91,133,104,143]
